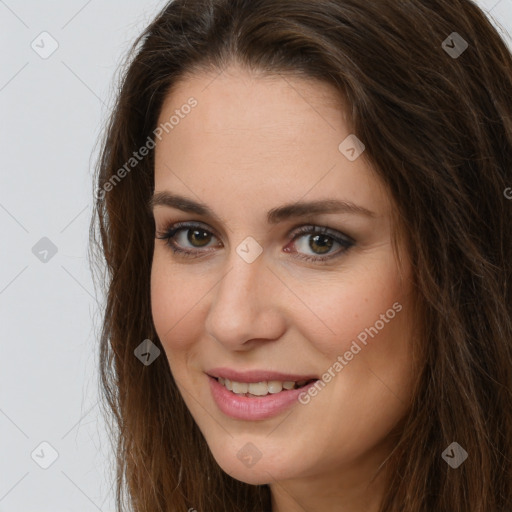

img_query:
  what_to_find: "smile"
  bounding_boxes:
[207,371,319,420]
[215,376,316,396]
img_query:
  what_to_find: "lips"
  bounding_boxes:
[206,367,319,384]
[206,367,320,420]
[207,374,319,420]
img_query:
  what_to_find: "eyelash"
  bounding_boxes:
[155,221,355,264]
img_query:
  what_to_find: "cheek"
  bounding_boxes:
[294,251,410,360]
[150,253,207,353]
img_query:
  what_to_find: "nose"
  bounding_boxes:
[204,244,286,350]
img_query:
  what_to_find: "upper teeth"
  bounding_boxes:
[218,377,308,395]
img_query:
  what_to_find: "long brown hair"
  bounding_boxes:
[89,1,512,510]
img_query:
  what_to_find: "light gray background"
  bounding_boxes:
[0,1,511,510]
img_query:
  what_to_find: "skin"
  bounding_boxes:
[150,64,417,512]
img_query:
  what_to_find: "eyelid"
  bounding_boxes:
[290,224,354,243]
[155,220,351,245]
[155,218,221,238]
[155,219,355,242]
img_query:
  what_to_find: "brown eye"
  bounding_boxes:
[285,225,355,264]
[306,234,334,255]
[155,221,220,258]
[185,228,212,247]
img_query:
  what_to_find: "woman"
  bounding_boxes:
[90,0,512,510]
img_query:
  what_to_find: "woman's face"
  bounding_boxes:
[150,65,416,498]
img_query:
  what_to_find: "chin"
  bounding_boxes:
[205,437,302,486]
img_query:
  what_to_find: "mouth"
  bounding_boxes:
[207,373,320,420]
[212,376,318,397]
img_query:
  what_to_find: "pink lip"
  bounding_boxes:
[207,374,319,421]
[206,367,318,383]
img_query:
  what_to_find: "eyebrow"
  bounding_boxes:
[148,191,376,223]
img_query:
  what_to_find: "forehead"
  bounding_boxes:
[157,66,348,152]
[153,66,390,220]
